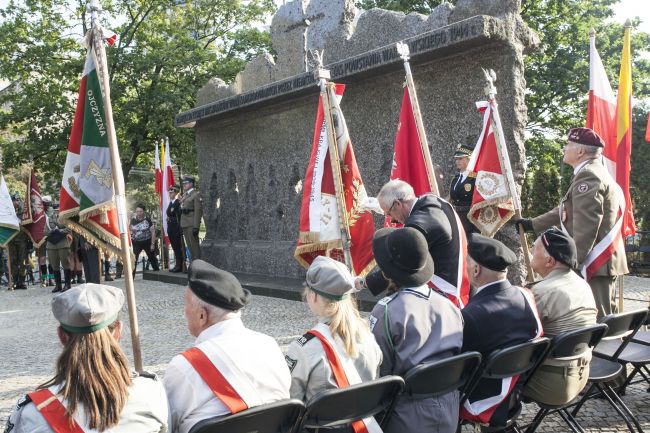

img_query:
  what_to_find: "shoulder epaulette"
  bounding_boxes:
[377,295,394,307]
[468,171,477,178]
[136,371,158,380]
[296,332,316,347]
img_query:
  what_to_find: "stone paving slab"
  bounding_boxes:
[1,275,648,432]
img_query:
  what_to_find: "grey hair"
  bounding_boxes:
[188,290,240,323]
[377,179,416,210]
[580,144,602,156]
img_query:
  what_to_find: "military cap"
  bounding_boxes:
[454,136,475,158]
[567,127,605,148]
[181,175,195,184]
[42,195,52,203]
[169,185,180,192]
[468,233,517,272]
[188,259,250,311]
[540,228,578,269]
[306,256,355,301]
[52,284,124,334]
[372,227,434,287]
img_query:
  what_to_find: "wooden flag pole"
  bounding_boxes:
[315,63,355,274]
[397,42,440,196]
[482,69,534,282]
[89,0,143,372]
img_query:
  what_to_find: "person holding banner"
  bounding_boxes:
[5,284,169,432]
[166,185,184,272]
[368,227,463,433]
[517,127,628,318]
[8,194,29,290]
[164,260,290,433]
[449,141,478,234]
[286,256,382,432]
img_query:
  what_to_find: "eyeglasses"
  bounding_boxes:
[387,200,400,217]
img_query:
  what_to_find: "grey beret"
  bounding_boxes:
[306,256,354,301]
[52,284,124,334]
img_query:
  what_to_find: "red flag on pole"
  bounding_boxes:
[389,86,470,307]
[645,112,650,142]
[294,84,375,276]
[467,101,515,237]
[161,140,176,244]
[21,169,46,248]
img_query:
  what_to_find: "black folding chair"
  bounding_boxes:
[570,309,648,433]
[523,324,608,433]
[188,399,305,433]
[381,351,482,427]
[459,338,551,433]
[297,375,404,432]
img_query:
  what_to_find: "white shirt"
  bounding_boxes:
[474,278,509,295]
[573,159,593,175]
[163,317,290,433]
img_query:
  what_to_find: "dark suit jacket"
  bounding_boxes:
[166,199,182,236]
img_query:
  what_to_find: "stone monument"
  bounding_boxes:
[176,0,538,281]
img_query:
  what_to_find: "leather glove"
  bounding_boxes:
[513,218,534,233]
[192,228,199,237]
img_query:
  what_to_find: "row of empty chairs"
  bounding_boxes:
[189,308,649,433]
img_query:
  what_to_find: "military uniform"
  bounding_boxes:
[180,182,203,262]
[8,230,29,290]
[449,171,477,234]
[44,213,72,292]
[166,191,184,271]
[531,158,628,318]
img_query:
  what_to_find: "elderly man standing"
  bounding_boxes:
[523,228,597,405]
[517,127,628,318]
[359,180,467,306]
[164,260,290,433]
[460,234,542,428]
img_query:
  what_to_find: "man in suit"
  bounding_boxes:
[517,127,628,318]
[180,176,203,263]
[167,185,184,272]
[358,179,469,308]
[449,141,478,234]
[460,234,541,427]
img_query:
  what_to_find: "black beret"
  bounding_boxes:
[467,233,517,272]
[567,127,605,148]
[187,260,250,310]
[540,228,578,269]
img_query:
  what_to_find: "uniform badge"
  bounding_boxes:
[577,183,589,193]
[368,315,378,331]
[562,210,567,222]
[464,184,472,192]
[285,355,297,373]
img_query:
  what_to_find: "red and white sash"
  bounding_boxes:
[28,388,86,433]
[461,287,543,424]
[307,323,383,433]
[429,198,470,308]
[182,344,265,414]
[560,174,625,281]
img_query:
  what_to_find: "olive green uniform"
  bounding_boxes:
[180,188,203,262]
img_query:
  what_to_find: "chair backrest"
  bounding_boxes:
[480,338,551,380]
[598,309,648,358]
[403,351,482,399]
[549,324,608,361]
[298,376,405,430]
[188,399,304,433]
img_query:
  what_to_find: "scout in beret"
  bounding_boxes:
[284,256,382,406]
[6,284,169,433]
[164,260,290,433]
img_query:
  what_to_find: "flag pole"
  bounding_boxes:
[88,0,143,372]
[396,42,440,196]
[314,60,355,273]
[482,69,534,282]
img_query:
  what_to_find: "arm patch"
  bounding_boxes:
[296,332,316,347]
[285,355,298,372]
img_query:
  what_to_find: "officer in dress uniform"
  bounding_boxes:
[179,176,203,263]
[166,185,184,272]
[8,194,29,290]
[43,204,72,293]
[449,141,477,234]
[368,227,463,433]
[516,127,628,318]
[163,260,290,433]
[5,283,168,433]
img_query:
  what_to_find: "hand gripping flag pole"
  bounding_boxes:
[88,0,143,371]
[482,69,534,282]
[396,42,440,196]
[314,57,355,273]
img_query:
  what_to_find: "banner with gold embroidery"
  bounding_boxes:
[467,100,514,237]
[295,84,375,276]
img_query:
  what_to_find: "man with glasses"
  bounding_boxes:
[516,127,628,318]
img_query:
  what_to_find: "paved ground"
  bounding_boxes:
[0,275,648,432]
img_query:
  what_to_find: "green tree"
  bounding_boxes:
[0,0,275,185]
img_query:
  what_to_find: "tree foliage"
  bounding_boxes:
[0,0,275,195]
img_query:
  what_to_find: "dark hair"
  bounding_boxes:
[135,203,146,211]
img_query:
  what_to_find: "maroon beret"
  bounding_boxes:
[567,127,605,147]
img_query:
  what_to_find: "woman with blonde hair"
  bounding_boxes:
[6,284,168,433]
[286,256,382,431]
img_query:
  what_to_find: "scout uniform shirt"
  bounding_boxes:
[163,316,290,433]
[5,373,169,433]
